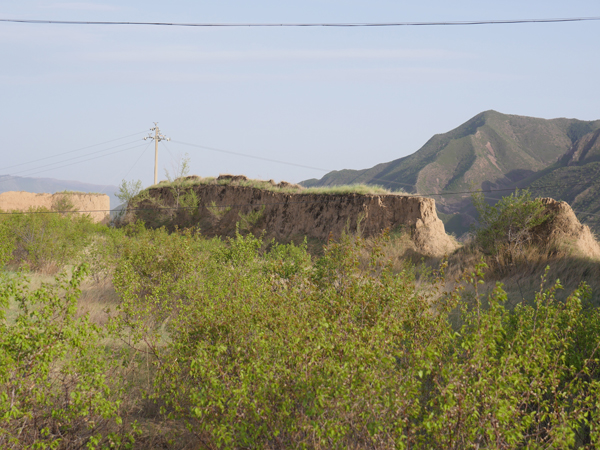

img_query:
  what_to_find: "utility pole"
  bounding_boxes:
[144,123,170,185]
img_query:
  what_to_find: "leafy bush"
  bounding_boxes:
[0,208,101,272]
[471,189,550,265]
[2,213,600,448]
[116,179,143,206]
[0,265,135,449]
[110,229,600,448]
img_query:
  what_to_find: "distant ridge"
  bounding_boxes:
[516,127,600,233]
[301,110,600,235]
[0,174,119,208]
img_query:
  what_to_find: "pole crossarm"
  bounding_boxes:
[143,122,170,185]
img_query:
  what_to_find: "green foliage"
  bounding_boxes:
[109,229,600,448]
[237,205,265,233]
[2,209,600,448]
[472,189,550,264]
[150,175,396,196]
[0,221,14,269]
[207,201,231,220]
[163,153,192,208]
[263,238,311,279]
[116,179,143,205]
[0,208,101,272]
[0,266,134,448]
[51,194,76,215]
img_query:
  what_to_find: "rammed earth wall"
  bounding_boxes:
[131,184,457,256]
[0,191,110,224]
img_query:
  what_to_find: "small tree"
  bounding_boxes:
[116,179,143,206]
[471,189,550,265]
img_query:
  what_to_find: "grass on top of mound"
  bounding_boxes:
[149,175,403,196]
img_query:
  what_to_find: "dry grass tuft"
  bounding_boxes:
[77,280,120,325]
[446,235,600,308]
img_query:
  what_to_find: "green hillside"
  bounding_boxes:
[514,128,600,232]
[301,111,600,236]
[301,111,600,214]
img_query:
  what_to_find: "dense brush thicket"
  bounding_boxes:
[1,209,600,449]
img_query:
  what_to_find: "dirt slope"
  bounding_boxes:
[0,191,110,223]
[129,183,457,257]
[533,198,600,258]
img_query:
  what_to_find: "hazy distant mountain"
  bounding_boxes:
[301,110,600,235]
[0,174,119,208]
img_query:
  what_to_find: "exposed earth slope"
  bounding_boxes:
[125,177,457,257]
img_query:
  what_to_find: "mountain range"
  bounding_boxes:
[301,110,600,236]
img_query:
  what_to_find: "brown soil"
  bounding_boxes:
[0,191,110,223]
[129,183,458,257]
[533,198,600,258]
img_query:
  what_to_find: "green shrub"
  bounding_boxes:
[3,212,600,448]
[471,189,550,265]
[0,265,135,448]
[109,229,600,448]
[0,208,102,272]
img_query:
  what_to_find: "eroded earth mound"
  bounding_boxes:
[533,198,600,258]
[127,179,457,257]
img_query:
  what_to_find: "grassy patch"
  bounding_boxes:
[149,175,401,196]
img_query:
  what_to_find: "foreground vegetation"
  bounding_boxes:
[1,199,600,448]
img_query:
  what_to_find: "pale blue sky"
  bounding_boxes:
[1,0,599,189]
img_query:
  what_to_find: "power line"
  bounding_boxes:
[0,131,146,173]
[161,140,176,162]
[420,182,591,198]
[2,186,600,216]
[173,140,331,172]
[119,142,153,182]
[0,143,147,184]
[572,210,600,218]
[171,139,600,196]
[2,132,598,211]
[2,17,600,27]
[98,141,153,196]
[2,139,144,178]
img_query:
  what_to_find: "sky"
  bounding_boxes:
[1,0,599,191]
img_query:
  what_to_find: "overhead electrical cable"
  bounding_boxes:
[0,143,147,184]
[3,182,600,216]
[2,17,600,27]
[119,142,153,183]
[173,140,332,172]
[571,210,600,218]
[421,180,600,197]
[4,194,600,216]
[0,130,146,173]
[161,141,177,165]
[1,139,144,178]
[98,141,153,196]
[172,139,600,195]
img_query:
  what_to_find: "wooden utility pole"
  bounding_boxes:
[144,123,170,185]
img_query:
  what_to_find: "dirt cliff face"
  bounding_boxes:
[0,191,110,224]
[533,198,600,258]
[131,184,457,256]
